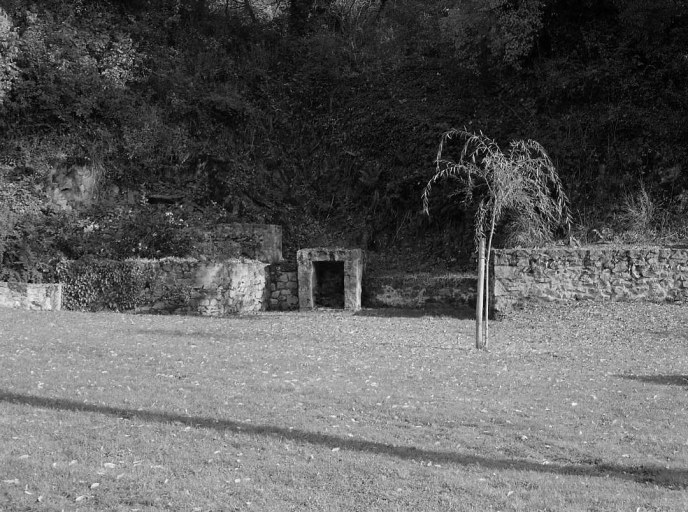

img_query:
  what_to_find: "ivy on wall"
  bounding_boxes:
[56,259,158,311]
[55,257,268,314]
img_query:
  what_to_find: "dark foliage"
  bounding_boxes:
[1,0,687,279]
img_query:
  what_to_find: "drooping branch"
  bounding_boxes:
[423,129,571,349]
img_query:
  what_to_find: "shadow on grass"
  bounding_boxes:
[355,306,475,319]
[1,390,686,490]
[616,374,688,386]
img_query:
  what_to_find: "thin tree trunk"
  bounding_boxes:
[476,235,486,349]
[483,212,497,350]
[483,252,490,349]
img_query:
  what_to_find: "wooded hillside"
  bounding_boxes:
[1,0,687,281]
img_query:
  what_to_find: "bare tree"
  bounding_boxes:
[423,129,571,349]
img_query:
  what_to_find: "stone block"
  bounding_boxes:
[0,282,63,311]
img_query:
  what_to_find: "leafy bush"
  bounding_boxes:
[0,202,15,276]
[70,204,203,260]
[2,3,144,127]
[56,258,157,311]
[440,0,545,71]
[0,208,84,283]
[0,6,20,106]
[0,201,205,283]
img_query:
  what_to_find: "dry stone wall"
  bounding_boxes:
[492,246,688,314]
[59,258,269,316]
[139,258,269,316]
[0,282,62,311]
[267,264,299,311]
[363,273,477,309]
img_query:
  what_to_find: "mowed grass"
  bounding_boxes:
[0,302,687,511]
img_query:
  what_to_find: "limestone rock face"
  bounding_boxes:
[49,157,99,209]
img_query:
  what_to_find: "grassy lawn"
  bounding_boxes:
[1,302,687,511]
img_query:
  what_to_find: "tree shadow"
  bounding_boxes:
[132,329,229,339]
[1,389,685,490]
[616,374,688,386]
[355,306,476,319]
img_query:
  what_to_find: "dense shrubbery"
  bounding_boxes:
[0,200,206,281]
[1,0,687,279]
[55,258,156,311]
[72,204,202,260]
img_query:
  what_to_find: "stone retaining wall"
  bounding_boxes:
[140,258,269,316]
[363,273,477,309]
[15,245,685,318]
[267,267,479,311]
[492,246,688,314]
[0,282,63,311]
[267,264,299,311]
[59,258,268,316]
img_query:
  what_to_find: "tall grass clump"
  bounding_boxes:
[423,129,571,349]
[618,183,656,242]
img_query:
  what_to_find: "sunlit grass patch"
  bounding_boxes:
[1,303,687,510]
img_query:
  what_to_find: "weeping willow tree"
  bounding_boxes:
[422,129,571,350]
